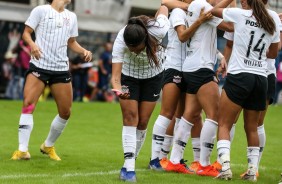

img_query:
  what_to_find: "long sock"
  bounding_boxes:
[170,117,193,164]
[257,125,265,172]
[45,115,67,147]
[151,115,171,160]
[247,147,260,174]
[230,124,236,142]
[122,126,136,171]
[135,129,147,158]
[217,124,236,163]
[200,119,217,166]
[18,114,34,152]
[159,134,173,159]
[217,140,231,171]
[173,117,181,134]
[192,137,200,162]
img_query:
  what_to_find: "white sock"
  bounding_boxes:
[170,117,193,164]
[151,115,171,160]
[192,137,200,162]
[122,126,136,171]
[257,125,265,172]
[45,115,67,147]
[18,114,34,152]
[200,119,218,166]
[247,147,260,173]
[217,124,236,163]
[135,129,147,158]
[230,124,236,142]
[173,117,181,134]
[159,134,173,159]
[217,140,231,171]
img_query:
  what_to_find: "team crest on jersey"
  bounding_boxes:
[173,75,182,83]
[188,11,193,17]
[63,17,70,26]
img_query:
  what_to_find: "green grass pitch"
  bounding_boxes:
[0,100,281,183]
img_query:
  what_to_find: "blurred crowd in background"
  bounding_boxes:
[0,21,117,103]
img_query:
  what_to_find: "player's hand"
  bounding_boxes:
[30,44,42,60]
[112,88,130,99]
[199,8,213,23]
[216,57,227,80]
[83,50,92,62]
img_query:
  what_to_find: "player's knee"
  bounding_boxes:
[59,108,71,120]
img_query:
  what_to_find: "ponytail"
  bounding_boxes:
[247,0,275,35]
[124,16,160,67]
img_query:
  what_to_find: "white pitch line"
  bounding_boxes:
[0,169,148,180]
[0,165,281,180]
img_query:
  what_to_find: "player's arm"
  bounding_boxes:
[177,8,213,42]
[211,0,234,18]
[161,0,189,11]
[267,42,279,59]
[155,4,169,18]
[22,26,42,60]
[68,37,92,62]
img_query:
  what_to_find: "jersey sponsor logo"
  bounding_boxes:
[244,59,262,67]
[32,71,40,78]
[245,20,262,28]
[173,75,182,83]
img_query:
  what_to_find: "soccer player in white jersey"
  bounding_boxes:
[167,0,233,177]
[219,0,282,179]
[149,0,213,172]
[212,0,280,181]
[11,0,92,161]
[111,5,170,182]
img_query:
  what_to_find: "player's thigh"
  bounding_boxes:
[23,73,45,106]
[138,101,157,129]
[197,81,220,121]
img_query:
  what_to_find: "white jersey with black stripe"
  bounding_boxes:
[182,0,223,72]
[112,14,170,79]
[163,8,187,71]
[223,8,280,77]
[25,5,78,71]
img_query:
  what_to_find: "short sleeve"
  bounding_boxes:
[222,8,240,23]
[223,31,234,41]
[112,28,126,63]
[70,13,78,37]
[25,6,44,30]
[170,8,186,29]
[148,14,170,41]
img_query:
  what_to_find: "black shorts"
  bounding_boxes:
[162,68,186,92]
[183,68,217,94]
[26,63,72,85]
[223,73,267,111]
[267,73,276,105]
[121,72,163,102]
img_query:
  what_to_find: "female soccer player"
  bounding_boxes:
[150,0,212,171]
[11,0,92,161]
[219,0,282,179]
[111,5,170,182]
[212,0,280,181]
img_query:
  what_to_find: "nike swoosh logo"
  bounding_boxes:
[153,94,159,97]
